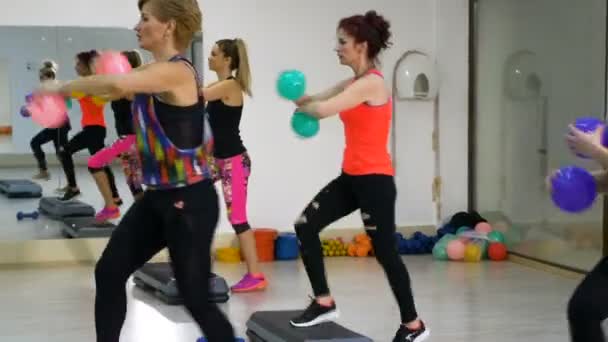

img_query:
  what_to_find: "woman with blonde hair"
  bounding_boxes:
[29,60,71,180]
[202,38,267,292]
[39,0,237,340]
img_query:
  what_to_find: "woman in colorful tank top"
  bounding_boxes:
[288,11,429,342]
[38,0,236,341]
[202,38,267,293]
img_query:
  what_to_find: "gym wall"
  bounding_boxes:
[0,0,469,234]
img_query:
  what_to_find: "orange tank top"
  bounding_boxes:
[79,96,106,127]
[339,69,394,176]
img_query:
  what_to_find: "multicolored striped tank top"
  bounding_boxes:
[131,55,216,189]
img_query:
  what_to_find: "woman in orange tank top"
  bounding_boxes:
[289,11,429,342]
[58,50,121,205]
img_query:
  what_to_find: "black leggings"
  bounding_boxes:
[94,180,235,342]
[60,125,118,197]
[294,172,418,323]
[568,257,608,341]
[30,126,69,171]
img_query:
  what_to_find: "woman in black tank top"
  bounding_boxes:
[202,38,268,293]
[88,50,144,223]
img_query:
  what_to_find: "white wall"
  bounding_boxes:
[0,0,470,233]
[0,59,9,126]
[437,0,470,218]
[475,0,605,224]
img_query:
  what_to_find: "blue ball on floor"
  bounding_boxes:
[403,240,411,252]
[394,232,404,250]
[413,231,425,240]
[442,224,457,234]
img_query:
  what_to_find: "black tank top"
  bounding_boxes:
[206,77,246,158]
[111,98,134,136]
[154,99,204,149]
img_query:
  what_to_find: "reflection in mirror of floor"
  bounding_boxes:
[0,135,11,154]
[481,211,601,272]
[0,256,579,341]
[0,165,133,240]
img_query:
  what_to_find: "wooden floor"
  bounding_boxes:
[0,256,580,341]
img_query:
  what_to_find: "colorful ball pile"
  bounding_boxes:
[346,234,373,257]
[432,221,508,262]
[322,238,348,257]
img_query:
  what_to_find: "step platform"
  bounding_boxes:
[0,179,43,198]
[246,310,373,342]
[133,262,230,305]
[38,196,95,220]
[61,216,116,238]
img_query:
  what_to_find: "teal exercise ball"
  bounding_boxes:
[291,111,319,138]
[277,70,306,101]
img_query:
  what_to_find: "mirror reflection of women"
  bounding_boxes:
[30,60,71,181]
[58,50,121,206]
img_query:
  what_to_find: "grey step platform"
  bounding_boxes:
[61,216,116,238]
[133,262,230,305]
[246,311,373,342]
[0,179,43,198]
[38,197,95,220]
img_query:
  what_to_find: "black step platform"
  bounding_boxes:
[61,216,116,238]
[0,179,42,198]
[133,262,230,305]
[246,310,373,342]
[38,197,95,220]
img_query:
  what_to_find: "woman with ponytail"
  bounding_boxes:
[202,38,265,293]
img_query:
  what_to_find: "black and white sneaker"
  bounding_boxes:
[60,188,81,201]
[289,297,340,327]
[393,321,429,342]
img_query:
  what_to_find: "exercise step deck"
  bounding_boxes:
[133,262,230,305]
[0,179,42,198]
[246,310,373,342]
[61,216,116,238]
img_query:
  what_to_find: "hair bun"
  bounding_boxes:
[364,10,378,21]
[364,10,389,31]
[363,10,392,50]
[42,59,58,71]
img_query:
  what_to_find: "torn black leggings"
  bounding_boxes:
[294,172,419,323]
[568,256,608,342]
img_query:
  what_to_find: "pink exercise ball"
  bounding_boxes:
[27,94,68,128]
[475,222,493,234]
[95,51,132,75]
[446,240,465,260]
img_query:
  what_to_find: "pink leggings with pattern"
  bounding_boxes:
[216,152,251,234]
[88,135,143,196]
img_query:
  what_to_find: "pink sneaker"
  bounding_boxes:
[231,273,267,293]
[95,206,120,222]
